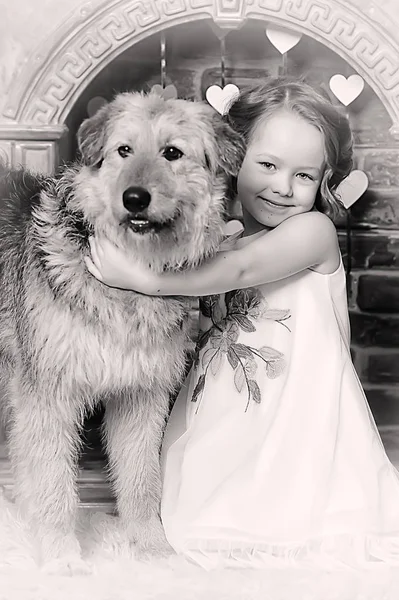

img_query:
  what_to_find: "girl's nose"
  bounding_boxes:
[271,172,292,197]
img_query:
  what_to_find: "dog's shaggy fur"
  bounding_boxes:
[0,92,244,574]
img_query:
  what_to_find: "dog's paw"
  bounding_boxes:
[135,537,174,561]
[129,517,174,559]
[42,555,94,577]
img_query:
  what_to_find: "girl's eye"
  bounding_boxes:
[163,146,184,161]
[117,145,132,158]
[260,162,275,170]
[297,173,314,181]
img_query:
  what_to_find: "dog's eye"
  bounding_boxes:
[163,146,183,161]
[118,145,132,158]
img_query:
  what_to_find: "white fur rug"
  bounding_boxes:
[0,490,398,600]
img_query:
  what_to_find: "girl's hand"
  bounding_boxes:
[84,236,157,293]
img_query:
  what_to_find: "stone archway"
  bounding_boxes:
[1,0,399,173]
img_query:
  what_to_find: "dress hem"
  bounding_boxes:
[174,532,399,570]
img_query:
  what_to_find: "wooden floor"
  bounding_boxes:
[1,426,399,510]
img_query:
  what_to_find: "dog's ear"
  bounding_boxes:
[207,113,245,177]
[77,105,109,167]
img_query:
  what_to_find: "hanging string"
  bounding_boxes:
[281,52,288,75]
[209,23,231,88]
[344,67,352,296]
[346,208,352,293]
[160,33,166,89]
[220,36,226,87]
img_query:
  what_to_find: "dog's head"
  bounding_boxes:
[72,92,244,269]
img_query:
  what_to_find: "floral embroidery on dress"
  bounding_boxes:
[191,288,291,411]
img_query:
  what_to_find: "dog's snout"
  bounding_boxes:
[123,186,151,213]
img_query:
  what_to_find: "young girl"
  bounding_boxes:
[86,77,399,570]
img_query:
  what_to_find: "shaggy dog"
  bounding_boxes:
[0,92,243,574]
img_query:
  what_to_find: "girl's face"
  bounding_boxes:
[237,109,325,233]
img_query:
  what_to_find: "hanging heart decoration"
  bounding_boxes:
[329,74,364,106]
[336,170,369,209]
[219,220,244,251]
[224,219,244,236]
[150,84,178,100]
[205,84,240,115]
[265,24,302,54]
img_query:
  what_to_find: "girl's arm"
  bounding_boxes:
[86,211,339,296]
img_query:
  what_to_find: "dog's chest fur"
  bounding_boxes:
[0,173,191,401]
[19,273,191,399]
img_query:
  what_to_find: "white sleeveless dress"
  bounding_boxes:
[160,231,399,570]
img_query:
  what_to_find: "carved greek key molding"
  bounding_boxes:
[212,0,249,29]
[2,0,399,134]
[4,0,199,126]
[272,0,399,116]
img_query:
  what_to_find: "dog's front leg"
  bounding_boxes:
[8,380,90,574]
[104,387,172,557]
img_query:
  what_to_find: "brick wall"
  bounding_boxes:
[66,20,399,426]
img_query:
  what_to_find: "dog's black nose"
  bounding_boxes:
[122,186,151,213]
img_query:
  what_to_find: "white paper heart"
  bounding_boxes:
[219,220,244,251]
[150,84,178,100]
[205,84,240,115]
[329,74,364,106]
[266,24,302,54]
[223,219,244,236]
[336,170,368,208]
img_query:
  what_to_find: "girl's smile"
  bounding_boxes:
[258,196,294,209]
